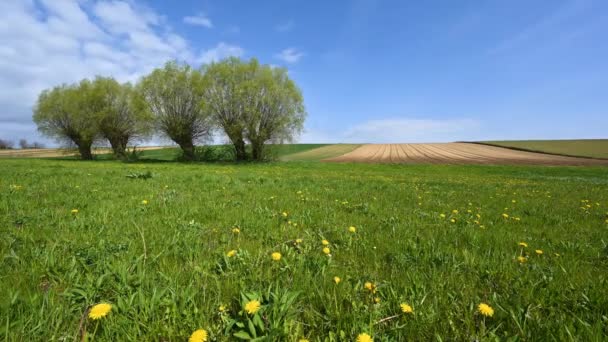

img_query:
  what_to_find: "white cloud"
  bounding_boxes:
[198,42,244,64]
[183,13,213,28]
[0,0,242,143]
[299,118,481,144]
[275,48,304,63]
[275,20,294,32]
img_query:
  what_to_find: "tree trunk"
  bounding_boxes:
[109,136,128,160]
[251,141,266,161]
[178,140,196,161]
[233,138,248,161]
[77,142,93,160]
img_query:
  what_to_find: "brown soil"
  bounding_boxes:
[324,143,608,166]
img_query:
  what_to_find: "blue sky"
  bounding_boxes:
[1,0,607,145]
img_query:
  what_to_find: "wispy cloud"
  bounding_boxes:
[183,13,213,28]
[300,118,481,143]
[198,42,244,64]
[0,1,235,143]
[275,20,294,32]
[275,48,304,63]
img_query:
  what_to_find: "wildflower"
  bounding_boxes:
[450,218,456,223]
[88,303,112,320]
[226,250,237,258]
[71,209,79,214]
[400,303,413,314]
[364,282,376,293]
[356,333,373,342]
[440,213,446,218]
[478,303,494,317]
[349,226,357,233]
[244,300,261,314]
[322,239,329,246]
[323,247,331,255]
[282,212,288,217]
[452,209,458,214]
[189,329,208,342]
[271,252,282,261]
[299,339,310,342]
[295,238,303,244]
[502,213,509,219]
[141,199,148,205]
[374,297,381,303]
[517,256,527,263]
[535,249,543,255]
[218,304,226,312]
[232,228,240,234]
[333,276,341,284]
[518,242,528,248]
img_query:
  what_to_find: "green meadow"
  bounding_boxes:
[1,158,608,341]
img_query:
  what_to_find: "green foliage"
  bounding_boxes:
[137,61,212,160]
[32,83,99,159]
[203,58,306,161]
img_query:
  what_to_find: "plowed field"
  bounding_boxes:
[325,143,608,165]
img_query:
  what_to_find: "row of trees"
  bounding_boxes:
[32,58,306,161]
[0,139,46,150]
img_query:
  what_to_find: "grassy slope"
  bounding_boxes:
[281,144,361,161]
[1,160,608,340]
[480,139,608,159]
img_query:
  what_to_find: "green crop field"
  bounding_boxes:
[1,158,608,341]
[481,140,608,159]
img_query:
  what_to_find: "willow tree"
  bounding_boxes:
[93,77,153,159]
[203,58,306,161]
[244,65,306,160]
[202,57,254,161]
[137,61,212,160]
[33,83,99,159]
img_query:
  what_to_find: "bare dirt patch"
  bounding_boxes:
[325,143,608,166]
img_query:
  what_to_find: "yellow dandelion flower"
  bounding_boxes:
[452,209,458,214]
[535,249,543,255]
[295,238,303,244]
[88,303,112,320]
[517,256,527,263]
[299,339,310,342]
[400,303,413,314]
[244,300,261,314]
[282,211,288,217]
[450,218,456,223]
[478,303,494,317]
[71,209,79,214]
[356,333,373,342]
[189,329,208,342]
[333,276,341,284]
[218,304,226,312]
[271,252,282,261]
[322,239,329,246]
[349,226,356,233]
[518,242,528,248]
[323,247,331,255]
[502,213,509,219]
[374,297,381,303]
[440,213,446,218]
[226,250,237,258]
[141,199,148,205]
[232,228,240,234]
[364,282,376,293]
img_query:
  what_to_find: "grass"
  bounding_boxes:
[1,159,608,341]
[480,139,608,159]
